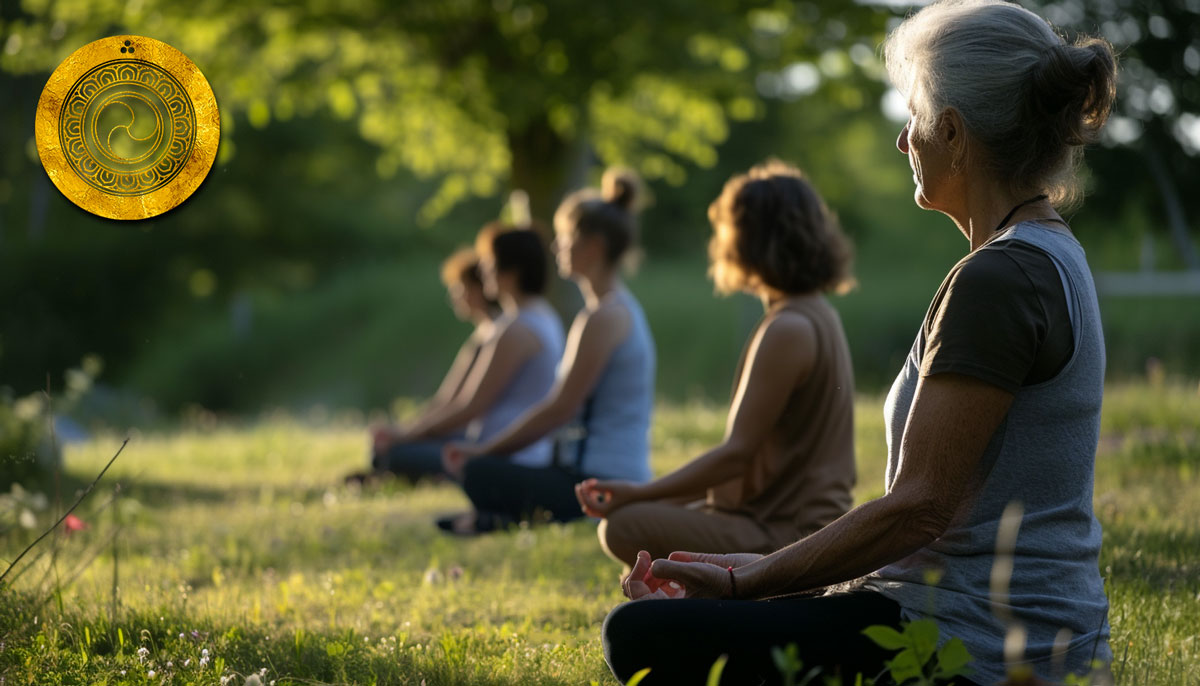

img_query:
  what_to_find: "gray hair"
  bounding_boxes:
[884,0,1117,208]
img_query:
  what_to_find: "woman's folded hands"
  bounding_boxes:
[622,550,764,600]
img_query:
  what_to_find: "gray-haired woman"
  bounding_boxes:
[601,2,1117,684]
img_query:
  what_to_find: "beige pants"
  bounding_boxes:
[598,501,792,567]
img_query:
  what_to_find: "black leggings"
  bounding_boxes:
[461,457,587,524]
[603,590,981,686]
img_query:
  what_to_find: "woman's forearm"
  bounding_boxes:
[736,487,945,599]
[404,396,452,431]
[635,444,750,502]
[724,375,1011,599]
[404,401,475,440]
[479,399,570,456]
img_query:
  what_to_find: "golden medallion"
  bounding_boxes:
[35,36,220,220]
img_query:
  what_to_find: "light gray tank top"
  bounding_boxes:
[466,299,564,468]
[566,287,656,482]
[866,223,1110,683]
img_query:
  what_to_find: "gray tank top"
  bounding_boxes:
[866,222,1110,683]
[567,287,656,482]
[466,299,564,468]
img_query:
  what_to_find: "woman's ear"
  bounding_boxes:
[940,107,970,174]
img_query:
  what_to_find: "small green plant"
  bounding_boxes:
[706,654,728,686]
[771,643,822,686]
[863,619,973,685]
[625,667,651,686]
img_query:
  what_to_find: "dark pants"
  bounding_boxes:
[372,440,447,482]
[603,590,981,686]
[460,456,587,524]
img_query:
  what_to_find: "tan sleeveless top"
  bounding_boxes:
[707,296,856,545]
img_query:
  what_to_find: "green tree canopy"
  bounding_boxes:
[2,0,892,220]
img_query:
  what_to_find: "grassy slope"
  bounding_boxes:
[2,384,1198,685]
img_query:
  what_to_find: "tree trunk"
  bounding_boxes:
[507,115,592,314]
[507,114,587,226]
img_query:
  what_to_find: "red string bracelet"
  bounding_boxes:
[727,566,738,599]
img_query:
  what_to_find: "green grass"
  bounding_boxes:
[2,385,1198,685]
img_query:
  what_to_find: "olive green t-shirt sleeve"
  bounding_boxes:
[920,244,1073,393]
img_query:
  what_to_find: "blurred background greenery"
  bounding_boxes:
[1,0,1198,424]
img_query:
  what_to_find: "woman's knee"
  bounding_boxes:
[599,505,650,566]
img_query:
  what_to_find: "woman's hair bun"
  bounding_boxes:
[1031,37,1116,147]
[601,167,641,212]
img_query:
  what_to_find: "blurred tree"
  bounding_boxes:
[0,0,899,407]
[6,0,1197,411]
[1,0,891,221]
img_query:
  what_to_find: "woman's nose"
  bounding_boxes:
[897,122,910,154]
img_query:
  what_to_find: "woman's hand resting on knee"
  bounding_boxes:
[576,478,641,517]
[623,550,764,600]
[372,425,404,453]
[442,442,484,479]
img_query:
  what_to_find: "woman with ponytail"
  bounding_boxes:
[601,2,1118,684]
[440,168,656,534]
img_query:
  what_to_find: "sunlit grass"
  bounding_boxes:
[1,385,1197,685]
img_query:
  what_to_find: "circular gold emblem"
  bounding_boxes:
[35,36,220,220]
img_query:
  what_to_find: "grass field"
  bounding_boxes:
[2,382,1198,685]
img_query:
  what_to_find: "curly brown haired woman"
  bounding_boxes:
[577,160,857,570]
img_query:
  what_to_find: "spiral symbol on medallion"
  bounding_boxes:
[59,60,195,197]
